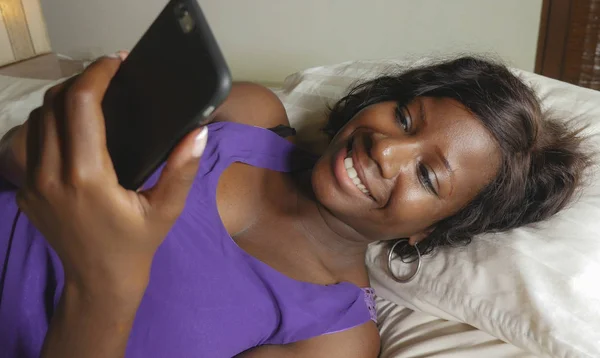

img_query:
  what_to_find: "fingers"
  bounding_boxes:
[142,127,208,220]
[19,52,128,199]
[20,81,66,194]
[38,88,64,189]
[24,108,43,190]
[69,55,123,103]
[1,123,28,187]
[62,55,123,181]
[115,50,129,61]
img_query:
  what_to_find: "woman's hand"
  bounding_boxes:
[18,52,206,295]
[0,119,27,187]
[15,54,207,357]
[0,52,130,188]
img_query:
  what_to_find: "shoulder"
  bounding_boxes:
[237,322,380,357]
[213,83,295,235]
[212,82,291,136]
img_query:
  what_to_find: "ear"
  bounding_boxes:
[408,227,434,246]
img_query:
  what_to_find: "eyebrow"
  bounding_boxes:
[434,145,455,197]
[419,98,426,126]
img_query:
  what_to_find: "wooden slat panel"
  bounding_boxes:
[535,0,551,73]
[0,6,16,65]
[21,0,50,54]
[576,0,600,89]
[561,0,590,86]
[539,0,573,79]
[0,53,84,79]
[561,0,600,85]
[537,0,600,90]
[0,0,35,61]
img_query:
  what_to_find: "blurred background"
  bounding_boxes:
[1,0,598,88]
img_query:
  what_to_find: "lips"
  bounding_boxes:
[342,134,376,201]
[332,129,394,207]
[344,150,371,195]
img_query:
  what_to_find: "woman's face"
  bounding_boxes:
[312,97,501,243]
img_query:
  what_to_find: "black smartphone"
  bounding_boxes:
[102,0,231,190]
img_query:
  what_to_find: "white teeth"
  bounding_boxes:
[344,151,370,196]
[347,167,358,179]
[344,157,353,169]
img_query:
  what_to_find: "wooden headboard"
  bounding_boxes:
[0,53,84,80]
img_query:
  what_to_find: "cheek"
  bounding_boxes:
[311,160,331,200]
[311,156,344,211]
[376,195,441,238]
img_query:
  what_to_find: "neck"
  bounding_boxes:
[290,170,370,272]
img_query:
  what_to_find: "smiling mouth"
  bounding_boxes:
[344,149,371,196]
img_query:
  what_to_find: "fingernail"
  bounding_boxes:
[116,50,129,61]
[192,127,208,158]
[105,51,129,61]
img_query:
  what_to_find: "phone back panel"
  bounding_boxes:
[102,0,231,190]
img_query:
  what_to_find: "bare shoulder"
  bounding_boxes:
[212,82,291,133]
[214,82,294,236]
[236,322,380,358]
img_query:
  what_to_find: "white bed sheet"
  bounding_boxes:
[376,297,535,358]
[0,74,58,138]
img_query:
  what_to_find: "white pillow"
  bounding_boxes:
[276,59,600,358]
[376,297,536,358]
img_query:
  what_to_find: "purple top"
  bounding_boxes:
[0,122,376,357]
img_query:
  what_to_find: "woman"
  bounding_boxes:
[0,54,589,357]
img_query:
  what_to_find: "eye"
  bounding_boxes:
[418,163,438,196]
[395,103,412,132]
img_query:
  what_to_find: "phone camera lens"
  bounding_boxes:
[175,4,195,33]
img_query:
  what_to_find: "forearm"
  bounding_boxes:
[0,125,24,187]
[41,283,144,358]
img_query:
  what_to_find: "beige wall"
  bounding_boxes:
[40,0,542,83]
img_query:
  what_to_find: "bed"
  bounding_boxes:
[1,55,599,358]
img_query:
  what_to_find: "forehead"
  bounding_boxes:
[416,96,500,195]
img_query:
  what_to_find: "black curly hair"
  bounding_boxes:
[325,56,591,259]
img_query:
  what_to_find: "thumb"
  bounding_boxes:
[142,126,208,220]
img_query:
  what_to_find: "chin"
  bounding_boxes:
[311,157,338,207]
[311,155,358,220]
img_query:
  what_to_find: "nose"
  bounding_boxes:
[369,132,418,179]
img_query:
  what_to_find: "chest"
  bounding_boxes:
[128,207,280,357]
[216,162,338,286]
